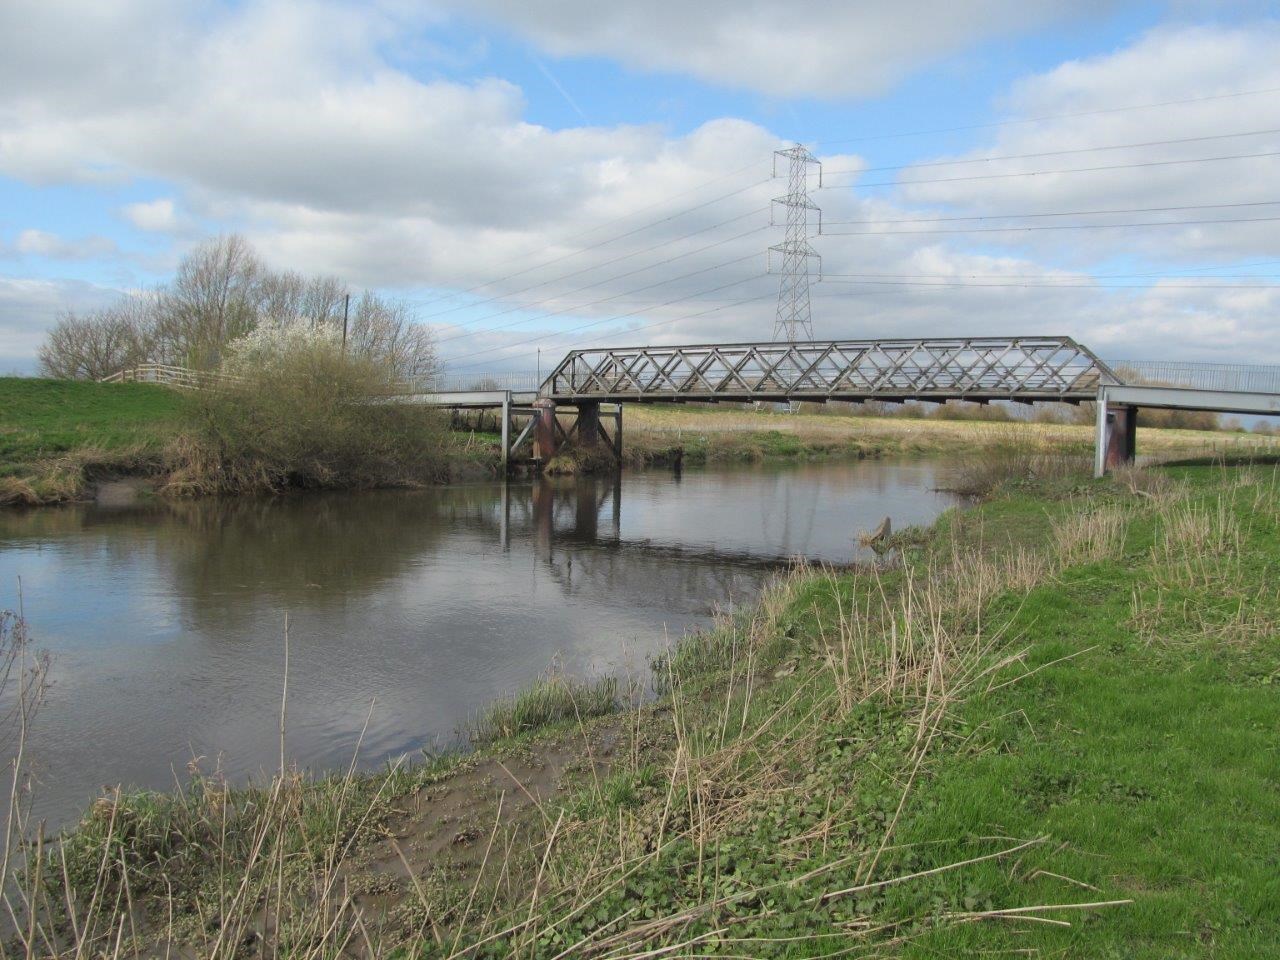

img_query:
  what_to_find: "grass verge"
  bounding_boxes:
[7,378,1278,505]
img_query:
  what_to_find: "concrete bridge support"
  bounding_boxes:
[1094,394,1138,477]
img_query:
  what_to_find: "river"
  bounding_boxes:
[0,459,957,825]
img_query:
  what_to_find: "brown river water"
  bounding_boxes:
[0,459,958,825]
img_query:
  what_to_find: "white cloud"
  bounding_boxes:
[0,5,1277,371]
[3,230,118,260]
[889,24,1280,264]
[122,198,185,234]
[452,0,1112,99]
[0,1,665,227]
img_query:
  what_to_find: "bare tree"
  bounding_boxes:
[152,235,266,368]
[257,269,309,326]
[258,271,348,330]
[38,299,154,380]
[301,275,348,328]
[344,292,438,384]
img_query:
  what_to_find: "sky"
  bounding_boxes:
[2,0,1279,375]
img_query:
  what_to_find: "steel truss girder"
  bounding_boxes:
[542,337,1117,403]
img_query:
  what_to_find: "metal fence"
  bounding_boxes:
[424,372,542,393]
[1113,361,1280,394]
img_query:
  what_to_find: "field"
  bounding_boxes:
[624,402,1279,464]
[6,459,1277,956]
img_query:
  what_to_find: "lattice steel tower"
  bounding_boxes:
[770,145,822,342]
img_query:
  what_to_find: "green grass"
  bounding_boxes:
[884,469,1280,958]
[467,673,621,744]
[0,376,184,467]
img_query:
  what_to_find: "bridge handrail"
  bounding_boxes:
[1112,360,1280,394]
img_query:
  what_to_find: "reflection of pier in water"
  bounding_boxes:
[477,479,800,614]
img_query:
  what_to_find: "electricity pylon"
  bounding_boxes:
[770,145,822,342]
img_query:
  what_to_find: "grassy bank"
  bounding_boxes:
[4,457,1276,956]
[1,377,459,505]
[0,378,186,504]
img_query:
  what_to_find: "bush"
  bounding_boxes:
[166,322,448,494]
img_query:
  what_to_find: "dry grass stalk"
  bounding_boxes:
[1051,502,1130,566]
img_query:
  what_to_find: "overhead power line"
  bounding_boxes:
[443,275,773,369]
[811,84,1280,148]
[416,205,767,322]
[410,167,771,309]
[565,290,780,354]
[822,199,1280,226]
[818,127,1280,179]
[818,149,1280,192]
[434,229,769,345]
[823,214,1280,236]
[823,272,1280,281]
[820,278,1280,289]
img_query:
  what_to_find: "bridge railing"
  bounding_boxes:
[1113,361,1280,394]
[424,372,542,394]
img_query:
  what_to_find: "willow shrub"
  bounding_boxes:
[166,322,448,495]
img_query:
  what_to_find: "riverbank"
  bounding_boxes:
[1,377,466,506]
[0,377,184,505]
[7,458,1277,956]
[4,376,1277,505]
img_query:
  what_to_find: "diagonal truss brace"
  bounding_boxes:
[542,337,1118,403]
